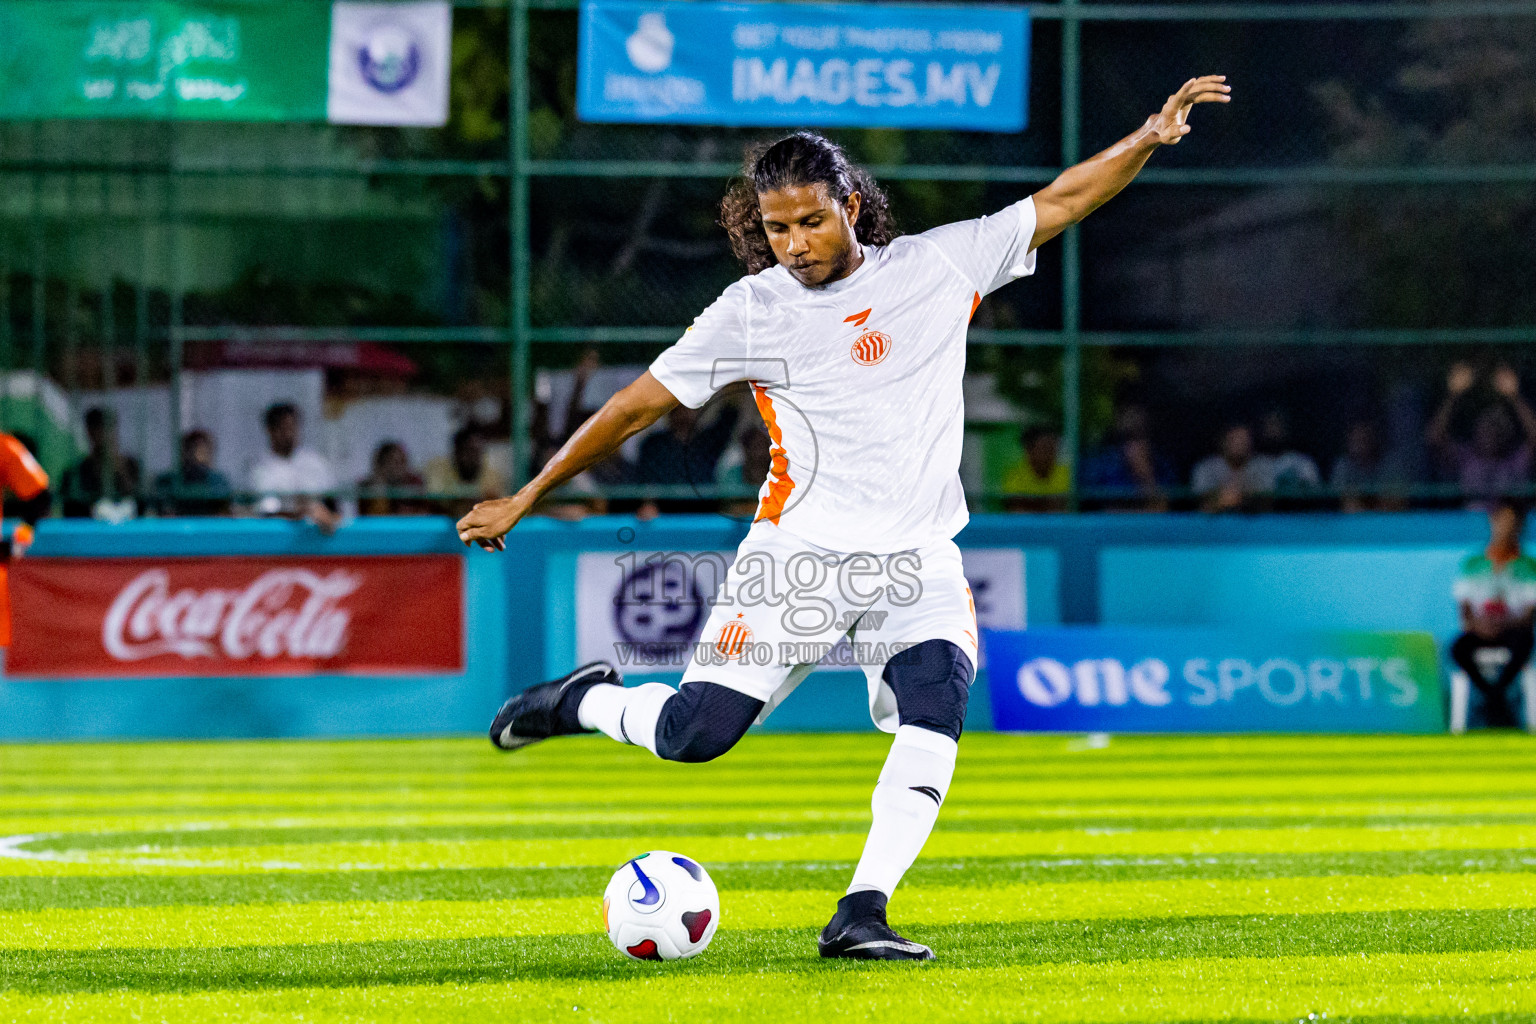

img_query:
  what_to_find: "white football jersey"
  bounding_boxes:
[649,196,1039,554]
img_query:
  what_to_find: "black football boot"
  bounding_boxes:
[817,890,935,961]
[489,661,620,751]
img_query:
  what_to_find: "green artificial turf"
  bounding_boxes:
[3,732,1536,1022]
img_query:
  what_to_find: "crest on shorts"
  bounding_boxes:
[851,330,891,366]
[714,613,754,660]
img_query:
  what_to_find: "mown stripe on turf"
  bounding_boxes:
[30,811,1536,851]
[11,822,1536,875]
[5,873,1536,950]
[3,735,1532,775]
[2,731,1524,759]
[4,738,1534,805]
[14,776,1536,816]
[1,949,1534,1023]
[4,910,1535,995]
[11,849,1536,910]
[16,795,1536,836]
[11,773,1536,810]
[9,760,1536,790]
[14,755,1536,791]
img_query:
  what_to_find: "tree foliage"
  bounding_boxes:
[1314,14,1536,328]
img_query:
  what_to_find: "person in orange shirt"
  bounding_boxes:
[0,432,51,647]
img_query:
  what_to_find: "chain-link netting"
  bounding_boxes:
[2,0,1533,515]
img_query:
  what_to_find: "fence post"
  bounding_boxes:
[1060,0,1083,510]
[29,173,45,448]
[169,124,186,503]
[510,0,533,490]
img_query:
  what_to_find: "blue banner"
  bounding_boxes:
[578,0,1028,131]
[983,627,1447,734]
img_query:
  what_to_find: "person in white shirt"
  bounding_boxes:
[248,402,340,530]
[1252,409,1321,494]
[1192,422,1271,512]
[459,75,1232,961]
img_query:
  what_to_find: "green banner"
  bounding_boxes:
[0,1,329,120]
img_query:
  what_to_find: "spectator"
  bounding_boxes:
[1427,363,1536,508]
[532,350,598,474]
[1331,420,1408,513]
[636,399,741,516]
[1001,425,1071,512]
[1192,423,1270,513]
[1081,405,1174,512]
[1253,409,1321,495]
[153,430,232,516]
[453,379,508,439]
[1450,497,1536,728]
[530,350,633,518]
[358,441,428,516]
[425,428,509,519]
[248,402,339,531]
[61,407,141,520]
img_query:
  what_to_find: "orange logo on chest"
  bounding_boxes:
[714,614,754,660]
[851,330,891,366]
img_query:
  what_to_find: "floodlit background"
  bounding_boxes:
[2,0,1535,736]
[6,5,1536,1022]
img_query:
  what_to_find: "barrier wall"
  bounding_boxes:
[6,518,508,739]
[1,511,1489,738]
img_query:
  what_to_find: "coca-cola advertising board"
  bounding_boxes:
[8,557,464,678]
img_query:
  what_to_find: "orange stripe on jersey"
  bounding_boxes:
[750,382,795,525]
[969,291,982,321]
[962,585,979,653]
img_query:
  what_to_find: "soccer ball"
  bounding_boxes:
[601,850,720,961]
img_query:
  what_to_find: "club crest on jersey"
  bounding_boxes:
[714,613,754,660]
[851,329,891,366]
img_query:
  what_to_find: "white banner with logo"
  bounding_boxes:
[573,546,1025,672]
[327,1,452,126]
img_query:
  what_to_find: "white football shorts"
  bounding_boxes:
[679,520,978,732]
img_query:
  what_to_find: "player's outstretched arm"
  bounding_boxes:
[456,371,680,550]
[1030,75,1231,250]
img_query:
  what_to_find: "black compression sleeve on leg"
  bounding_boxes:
[882,639,973,741]
[654,681,764,763]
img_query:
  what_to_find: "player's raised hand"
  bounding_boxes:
[456,494,532,551]
[1149,75,1231,145]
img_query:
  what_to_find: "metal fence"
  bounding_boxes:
[5,0,1536,514]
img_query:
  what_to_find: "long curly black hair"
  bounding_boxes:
[719,132,899,275]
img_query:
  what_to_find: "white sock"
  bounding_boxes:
[576,682,675,757]
[848,725,959,897]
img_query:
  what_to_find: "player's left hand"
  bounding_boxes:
[1149,75,1231,145]
[456,494,532,551]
